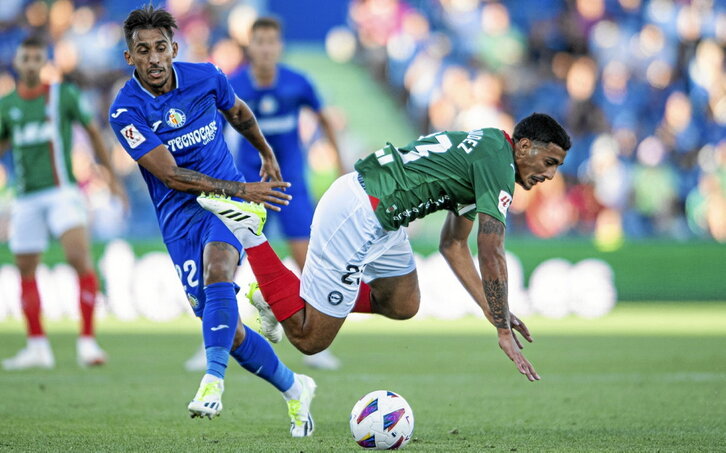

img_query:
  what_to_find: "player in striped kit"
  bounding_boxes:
[0,36,126,370]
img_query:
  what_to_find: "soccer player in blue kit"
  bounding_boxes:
[109,5,315,436]
[229,17,344,370]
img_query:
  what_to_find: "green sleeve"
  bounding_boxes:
[471,158,515,225]
[63,83,93,126]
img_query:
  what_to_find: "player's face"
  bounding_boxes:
[124,28,178,95]
[14,45,47,86]
[248,27,282,69]
[513,139,566,190]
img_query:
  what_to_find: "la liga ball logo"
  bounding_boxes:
[165,108,186,128]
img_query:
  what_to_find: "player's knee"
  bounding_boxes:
[388,292,420,320]
[203,261,235,284]
[290,335,331,356]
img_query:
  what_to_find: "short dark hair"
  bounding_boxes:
[513,113,571,151]
[251,17,282,34]
[123,4,178,48]
[20,35,47,49]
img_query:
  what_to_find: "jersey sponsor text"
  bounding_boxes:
[166,120,218,152]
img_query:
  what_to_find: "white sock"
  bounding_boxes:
[282,374,302,401]
[28,337,50,349]
[201,373,222,385]
[241,230,267,248]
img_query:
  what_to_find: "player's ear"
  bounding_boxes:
[172,41,178,58]
[515,138,531,158]
[123,50,133,66]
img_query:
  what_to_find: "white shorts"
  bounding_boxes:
[9,186,88,254]
[300,172,416,318]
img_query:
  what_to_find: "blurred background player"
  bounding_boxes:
[185,17,343,372]
[0,36,126,370]
[110,6,315,433]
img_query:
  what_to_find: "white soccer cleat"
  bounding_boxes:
[77,337,108,367]
[246,282,283,344]
[303,349,342,371]
[196,193,267,239]
[188,378,224,419]
[2,338,55,370]
[184,344,207,372]
[287,374,316,438]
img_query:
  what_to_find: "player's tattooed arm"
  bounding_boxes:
[137,144,291,209]
[222,98,283,182]
[476,213,510,330]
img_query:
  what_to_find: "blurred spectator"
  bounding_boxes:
[348,0,726,243]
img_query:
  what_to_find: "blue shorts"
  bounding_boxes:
[165,209,244,318]
[265,181,314,240]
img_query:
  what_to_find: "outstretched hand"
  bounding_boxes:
[259,154,283,182]
[242,181,292,211]
[509,312,533,349]
[497,330,540,382]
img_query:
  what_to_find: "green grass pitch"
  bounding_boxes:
[1,302,724,452]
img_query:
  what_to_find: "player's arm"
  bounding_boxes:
[221,97,282,182]
[136,144,291,210]
[476,212,539,381]
[82,121,128,209]
[439,212,496,325]
[314,110,345,175]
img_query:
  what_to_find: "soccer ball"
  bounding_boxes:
[350,390,414,450]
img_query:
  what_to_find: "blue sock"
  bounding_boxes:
[202,282,240,379]
[231,325,295,392]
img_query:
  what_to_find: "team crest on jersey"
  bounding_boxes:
[498,190,513,217]
[259,95,278,114]
[187,293,199,309]
[165,108,186,128]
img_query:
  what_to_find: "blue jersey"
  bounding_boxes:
[229,64,321,186]
[109,62,243,241]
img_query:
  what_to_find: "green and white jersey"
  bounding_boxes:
[354,128,516,230]
[0,83,91,195]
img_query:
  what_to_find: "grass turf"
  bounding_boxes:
[1,303,724,452]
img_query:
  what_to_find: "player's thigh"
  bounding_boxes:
[9,192,51,255]
[278,184,314,240]
[166,230,205,317]
[363,233,420,318]
[47,186,88,241]
[299,173,381,318]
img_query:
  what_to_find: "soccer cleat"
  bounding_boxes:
[287,374,317,437]
[188,378,224,419]
[77,337,108,367]
[246,282,283,344]
[196,193,267,237]
[183,344,207,372]
[303,349,342,371]
[2,339,55,370]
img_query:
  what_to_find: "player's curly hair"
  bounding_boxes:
[513,113,572,151]
[123,3,178,48]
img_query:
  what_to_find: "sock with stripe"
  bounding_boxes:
[230,325,295,392]
[202,282,239,379]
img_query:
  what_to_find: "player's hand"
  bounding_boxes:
[497,329,540,382]
[109,178,130,214]
[241,181,292,211]
[259,151,283,182]
[510,312,533,349]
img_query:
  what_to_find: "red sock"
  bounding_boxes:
[246,242,305,321]
[352,282,372,313]
[20,277,44,337]
[79,272,98,337]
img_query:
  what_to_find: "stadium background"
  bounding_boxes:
[0,0,723,307]
[0,1,723,451]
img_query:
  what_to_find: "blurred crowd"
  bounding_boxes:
[345,0,726,243]
[0,0,724,245]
